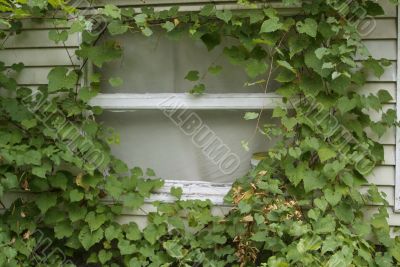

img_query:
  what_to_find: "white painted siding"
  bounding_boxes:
[1,0,399,227]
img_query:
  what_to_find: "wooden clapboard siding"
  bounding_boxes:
[1,1,399,229]
[3,30,80,48]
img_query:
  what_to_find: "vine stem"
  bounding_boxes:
[247,32,288,144]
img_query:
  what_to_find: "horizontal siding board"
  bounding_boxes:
[366,62,396,82]
[0,48,79,66]
[363,18,396,39]
[360,40,396,60]
[3,30,80,48]
[358,82,396,101]
[368,166,395,186]
[365,207,400,226]
[383,145,395,166]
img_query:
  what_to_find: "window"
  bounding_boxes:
[87,2,298,202]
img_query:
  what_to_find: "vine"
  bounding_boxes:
[0,0,399,266]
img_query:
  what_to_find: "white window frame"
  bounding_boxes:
[84,1,299,204]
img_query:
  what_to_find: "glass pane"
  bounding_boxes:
[97,32,278,94]
[100,110,275,183]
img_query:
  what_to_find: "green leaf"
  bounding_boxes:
[199,4,215,16]
[108,21,128,35]
[238,201,252,214]
[48,30,68,44]
[216,10,232,23]
[101,4,121,19]
[296,18,318,37]
[312,215,336,234]
[244,112,259,120]
[377,90,393,103]
[105,225,122,241]
[250,231,268,242]
[189,84,205,94]
[54,221,73,239]
[123,193,144,210]
[47,67,78,92]
[36,194,57,214]
[76,42,122,67]
[208,65,222,75]
[109,77,123,87]
[143,224,165,245]
[85,211,107,231]
[277,60,296,73]
[163,240,185,259]
[125,223,141,241]
[118,239,136,255]
[201,32,221,51]
[337,96,357,114]
[317,146,336,162]
[78,87,98,102]
[162,21,175,32]
[69,204,87,222]
[260,17,283,33]
[98,250,112,264]
[303,171,326,192]
[69,189,84,202]
[185,70,200,81]
[170,187,183,199]
[245,59,268,78]
[78,226,103,250]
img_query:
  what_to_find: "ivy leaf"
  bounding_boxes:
[123,193,144,210]
[201,32,221,51]
[244,112,259,120]
[288,35,310,58]
[101,4,121,19]
[47,67,78,92]
[54,221,73,239]
[189,84,205,94]
[162,21,175,32]
[208,65,222,75]
[98,250,112,264]
[69,189,84,202]
[85,211,107,231]
[260,17,283,33]
[78,87,98,102]
[317,146,336,162]
[238,201,252,214]
[78,226,103,250]
[76,42,122,67]
[170,187,183,199]
[36,194,57,214]
[303,171,325,192]
[163,240,185,259]
[312,215,336,234]
[377,90,393,103]
[143,224,165,245]
[69,204,87,222]
[118,239,136,255]
[109,77,123,87]
[277,60,296,73]
[184,70,199,81]
[199,4,216,16]
[125,223,141,241]
[108,21,128,35]
[337,96,357,114]
[296,18,318,37]
[105,225,122,241]
[245,59,268,78]
[216,10,232,23]
[48,30,68,44]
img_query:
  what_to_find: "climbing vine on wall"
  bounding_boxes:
[0,0,400,266]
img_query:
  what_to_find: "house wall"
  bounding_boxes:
[1,0,398,229]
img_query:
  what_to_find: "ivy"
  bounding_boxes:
[0,0,399,266]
